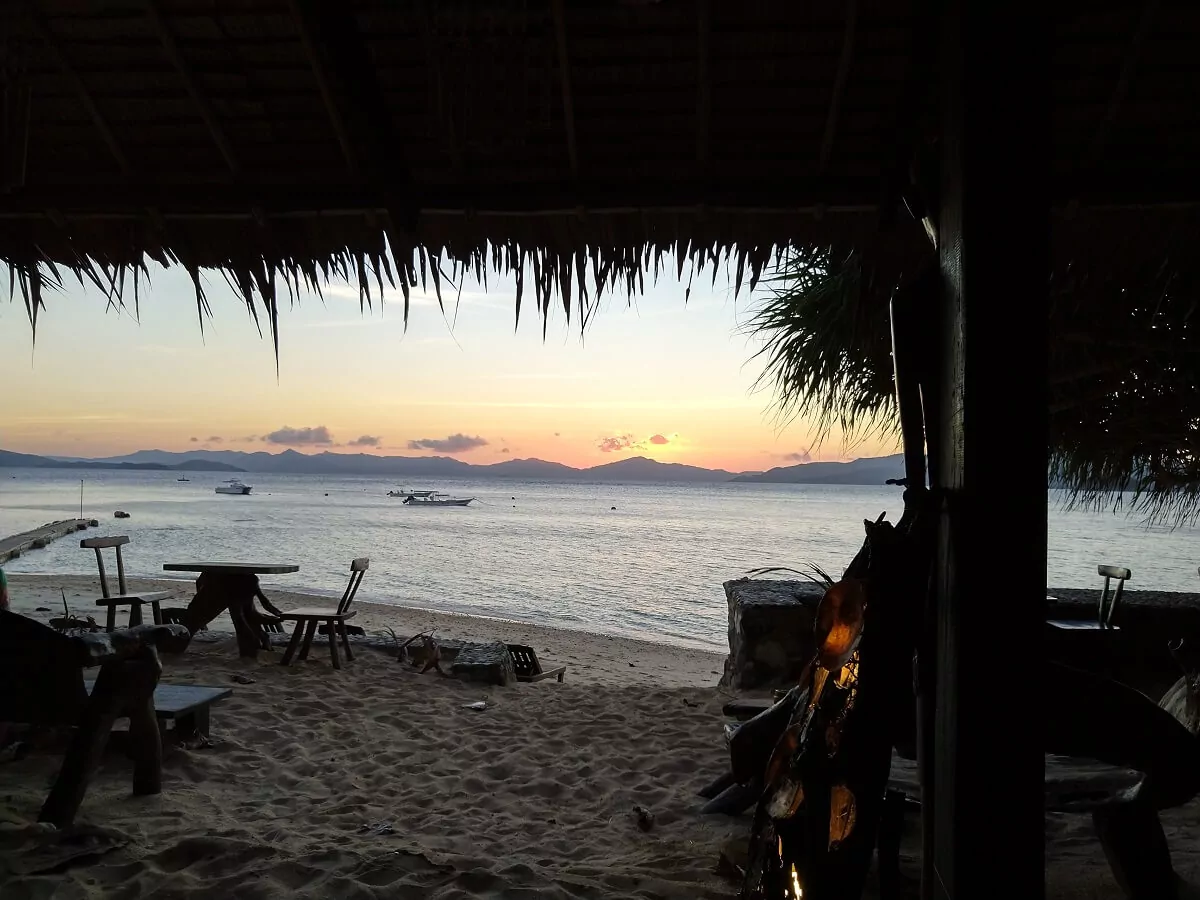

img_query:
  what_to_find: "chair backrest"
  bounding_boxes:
[80,536,131,598]
[336,557,369,616]
[1097,564,1132,628]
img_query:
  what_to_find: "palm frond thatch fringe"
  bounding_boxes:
[747,239,1200,525]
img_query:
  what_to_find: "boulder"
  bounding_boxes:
[450,641,517,686]
[720,579,822,690]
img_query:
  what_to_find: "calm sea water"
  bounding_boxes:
[2,469,1197,651]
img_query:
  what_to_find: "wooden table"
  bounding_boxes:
[163,563,298,659]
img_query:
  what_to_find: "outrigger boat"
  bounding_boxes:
[402,491,474,507]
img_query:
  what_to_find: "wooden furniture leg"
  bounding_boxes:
[1093,798,1180,900]
[327,618,341,669]
[128,602,144,628]
[281,621,306,666]
[339,621,354,662]
[39,653,162,827]
[105,605,117,633]
[151,600,163,625]
[297,621,318,661]
[126,673,163,795]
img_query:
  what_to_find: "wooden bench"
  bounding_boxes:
[81,536,174,631]
[84,680,233,737]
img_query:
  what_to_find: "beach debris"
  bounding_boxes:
[358,821,395,836]
[231,673,256,684]
[50,589,100,634]
[462,700,489,711]
[382,627,446,675]
[632,805,655,832]
[113,511,130,519]
[35,606,51,612]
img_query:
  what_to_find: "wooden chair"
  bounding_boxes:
[506,644,567,682]
[1047,564,1131,632]
[81,536,174,632]
[0,610,189,827]
[278,558,368,670]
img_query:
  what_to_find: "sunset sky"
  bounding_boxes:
[0,258,897,471]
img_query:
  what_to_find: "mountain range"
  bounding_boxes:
[1,447,906,485]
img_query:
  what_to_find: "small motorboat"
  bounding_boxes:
[215,479,253,495]
[402,492,474,507]
[177,476,190,482]
[387,488,434,499]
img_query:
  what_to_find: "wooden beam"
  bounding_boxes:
[287,0,358,174]
[819,0,857,171]
[144,0,240,176]
[696,0,711,169]
[1084,0,1158,169]
[928,0,1047,897]
[416,5,463,178]
[25,10,130,176]
[550,0,579,177]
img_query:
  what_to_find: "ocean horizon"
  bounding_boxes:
[3,467,1197,651]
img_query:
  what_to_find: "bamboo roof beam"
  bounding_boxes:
[696,0,711,170]
[1084,0,1158,169]
[289,0,359,175]
[819,0,857,171]
[25,10,130,176]
[551,0,579,178]
[144,0,240,176]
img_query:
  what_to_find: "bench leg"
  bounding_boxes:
[151,600,163,625]
[105,605,117,633]
[327,620,341,670]
[175,706,211,739]
[1093,799,1179,900]
[339,621,354,662]
[129,602,144,628]
[297,621,318,661]
[127,691,163,795]
[281,621,305,666]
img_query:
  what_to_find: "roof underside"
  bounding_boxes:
[1,1,1198,317]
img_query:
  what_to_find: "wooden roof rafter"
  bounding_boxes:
[696,0,711,171]
[550,0,579,178]
[143,0,240,176]
[819,0,858,172]
[25,8,130,177]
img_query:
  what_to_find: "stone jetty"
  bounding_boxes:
[0,519,100,564]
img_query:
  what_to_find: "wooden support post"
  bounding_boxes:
[928,1,1047,898]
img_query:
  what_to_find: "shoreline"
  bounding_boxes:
[6,572,729,688]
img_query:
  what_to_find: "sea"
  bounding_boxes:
[2,469,1197,652]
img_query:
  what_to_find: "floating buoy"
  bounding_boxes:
[611,506,617,511]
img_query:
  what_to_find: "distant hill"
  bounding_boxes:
[2,447,909,485]
[732,454,906,485]
[0,449,244,473]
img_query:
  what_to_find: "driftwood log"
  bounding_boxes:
[0,611,190,827]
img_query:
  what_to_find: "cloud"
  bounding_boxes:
[407,433,489,453]
[649,434,669,445]
[500,447,511,454]
[206,436,223,444]
[348,435,382,447]
[189,436,199,442]
[264,425,334,446]
[598,434,645,453]
[553,432,561,437]
[785,449,812,463]
[238,435,258,443]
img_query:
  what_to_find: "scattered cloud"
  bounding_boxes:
[238,435,258,443]
[649,434,669,445]
[264,425,334,446]
[407,433,489,453]
[500,447,511,454]
[189,436,199,443]
[553,432,561,437]
[348,435,382,447]
[206,436,223,444]
[785,449,812,463]
[598,434,645,453]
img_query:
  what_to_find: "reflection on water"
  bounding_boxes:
[1,469,1196,650]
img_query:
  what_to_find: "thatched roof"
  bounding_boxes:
[3,2,1200,512]
[3,2,1197,333]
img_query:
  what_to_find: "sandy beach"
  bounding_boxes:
[3,573,1200,898]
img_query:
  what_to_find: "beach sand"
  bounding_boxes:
[3,573,1200,897]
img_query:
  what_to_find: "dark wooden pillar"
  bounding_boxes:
[928,1,1047,898]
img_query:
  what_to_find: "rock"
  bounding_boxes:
[450,641,517,686]
[720,578,823,690]
[114,511,130,519]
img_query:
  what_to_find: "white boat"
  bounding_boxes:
[215,479,252,495]
[387,488,435,499]
[402,491,474,507]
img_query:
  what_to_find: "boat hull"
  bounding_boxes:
[215,486,252,495]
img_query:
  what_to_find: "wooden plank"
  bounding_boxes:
[162,562,299,574]
[83,680,232,717]
[0,519,97,564]
[928,0,1047,897]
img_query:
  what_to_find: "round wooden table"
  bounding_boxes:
[163,563,299,658]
